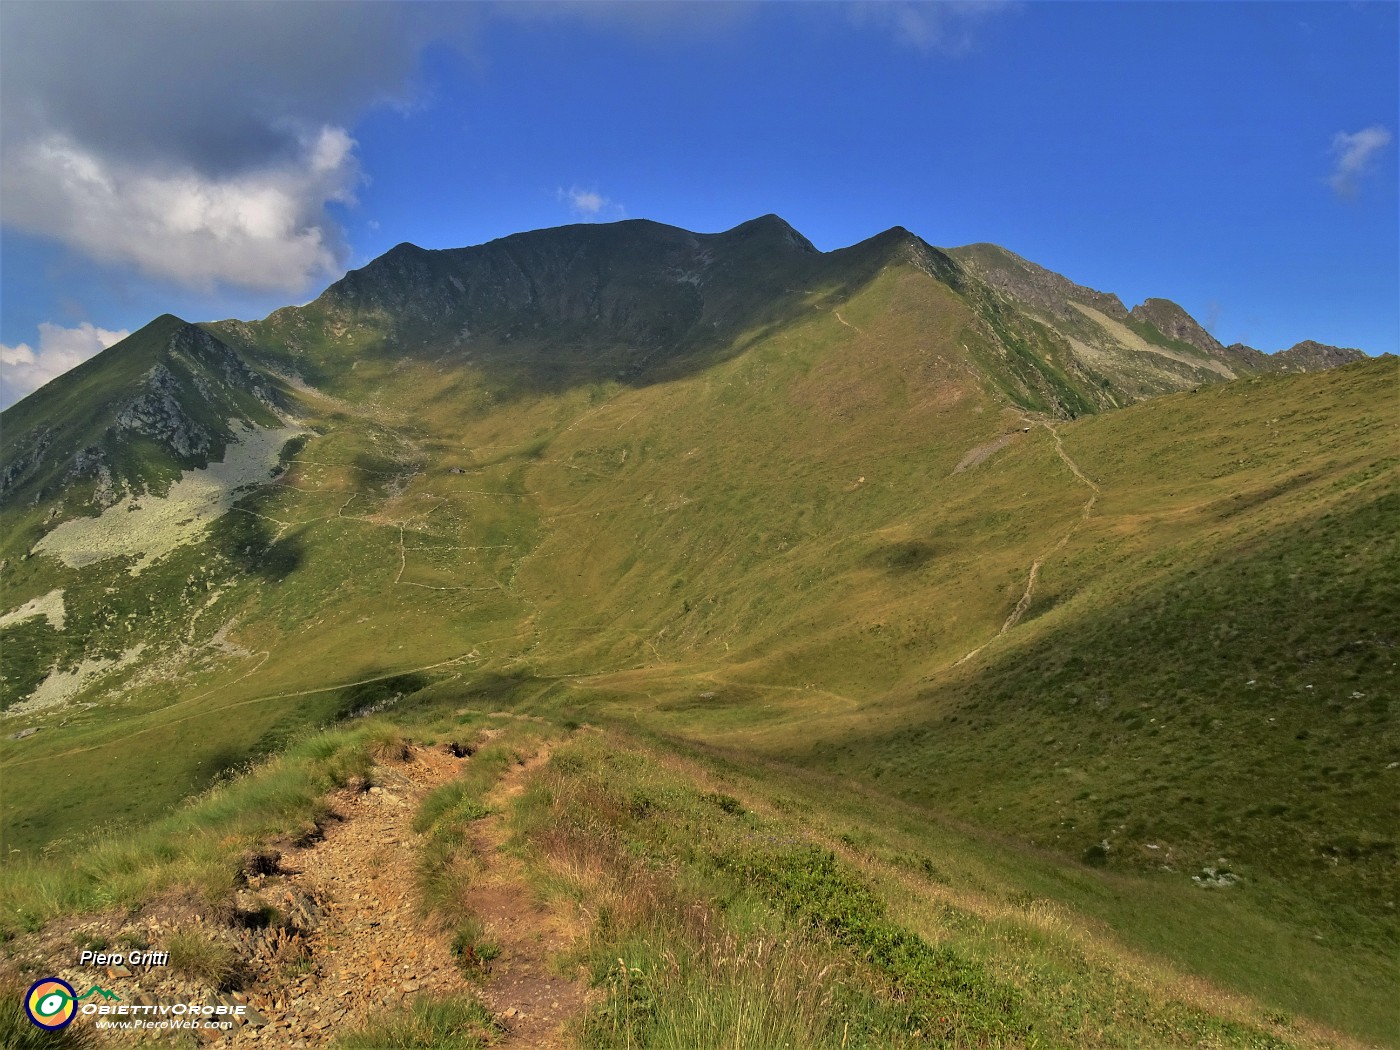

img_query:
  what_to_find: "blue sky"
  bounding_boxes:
[2,1,1395,406]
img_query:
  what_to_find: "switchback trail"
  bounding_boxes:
[954,421,1100,666]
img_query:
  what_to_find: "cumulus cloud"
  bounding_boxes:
[558,186,625,220]
[4,127,360,292]
[0,2,477,294]
[1,322,130,407]
[1328,125,1393,198]
[0,3,465,167]
[848,1,1016,55]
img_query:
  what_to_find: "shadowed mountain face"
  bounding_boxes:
[198,216,1364,414]
[201,216,993,414]
[317,215,824,344]
[7,217,1361,487]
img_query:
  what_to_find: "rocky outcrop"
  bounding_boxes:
[1271,340,1367,372]
[1219,339,1367,374]
[0,316,287,513]
[1128,298,1224,355]
[116,363,214,459]
[0,425,51,499]
[948,243,1129,321]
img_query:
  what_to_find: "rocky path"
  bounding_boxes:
[225,742,588,1047]
[227,746,472,1046]
[4,739,592,1047]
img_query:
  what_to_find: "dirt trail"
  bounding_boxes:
[459,745,591,1048]
[225,746,471,1046]
[832,309,861,333]
[954,421,1099,666]
[223,743,587,1047]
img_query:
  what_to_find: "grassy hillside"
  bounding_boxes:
[1,225,1395,1045]
[0,710,1383,1049]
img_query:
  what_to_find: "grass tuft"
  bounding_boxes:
[335,995,500,1049]
[449,914,501,977]
[168,928,241,990]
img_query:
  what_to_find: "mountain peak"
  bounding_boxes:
[1,318,282,511]
[1128,298,1223,355]
[149,312,192,328]
[877,224,915,239]
[719,214,817,253]
[1274,339,1367,371]
[726,212,796,232]
[947,242,1129,321]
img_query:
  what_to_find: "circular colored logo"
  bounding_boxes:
[25,977,77,1030]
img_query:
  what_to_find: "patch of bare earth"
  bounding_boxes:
[3,744,590,1047]
[223,745,476,1047]
[228,743,590,1047]
[463,745,592,1048]
[952,431,1021,473]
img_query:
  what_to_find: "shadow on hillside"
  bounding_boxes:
[210,490,304,582]
[415,301,820,410]
[347,451,417,497]
[334,673,432,719]
[787,493,1398,918]
[280,229,914,409]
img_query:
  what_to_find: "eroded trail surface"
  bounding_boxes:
[227,747,466,1046]
[459,744,590,1048]
[225,743,588,1047]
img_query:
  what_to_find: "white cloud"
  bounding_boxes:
[1,126,360,293]
[557,186,625,220]
[1328,125,1393,198]
[0,3,461,297]
[1,322,130,408]
[848,1,1016,55]
[0,4,739,297]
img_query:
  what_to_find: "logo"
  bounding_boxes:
[77,985,122,1003]
[24,977,77,1030]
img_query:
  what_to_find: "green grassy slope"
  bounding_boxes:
[788,361,1397,905]
[1,224,1394,1044]
[0,711,1379,1049]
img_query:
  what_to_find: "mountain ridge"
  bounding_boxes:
[192,216,1367,425]
[2,215,1371,551]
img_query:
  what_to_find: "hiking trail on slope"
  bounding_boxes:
[223,741,588,1047]
[457,739,590,1048]
[954,421,1100,667]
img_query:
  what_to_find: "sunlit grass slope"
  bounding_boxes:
[1,237,1394,1044]
[2,710,1379,1048]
